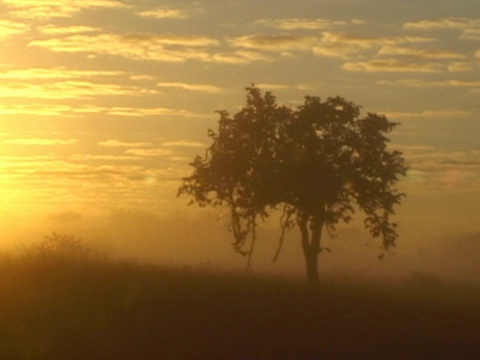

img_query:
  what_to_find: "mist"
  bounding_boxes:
[2,205,479,284]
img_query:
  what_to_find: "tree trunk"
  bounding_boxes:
[299,213,324,287]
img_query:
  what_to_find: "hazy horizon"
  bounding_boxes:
[0,0,479,282]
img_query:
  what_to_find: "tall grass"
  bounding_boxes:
[1,234,479,359]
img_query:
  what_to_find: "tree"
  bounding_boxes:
[179,86,407,286]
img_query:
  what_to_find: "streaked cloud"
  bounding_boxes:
[169,156,191,162]
[70,154,137,162]
[404,17,480,40]
[448,62,476,72]
[254,83,289,90]
[228,34,321,52]
[137,7,190,19]
[0,103,202,118]
[5,138,77,145]
[0,103,78,117]
[28,33,219,62]
[230,31,434,59]
[0,67,123,80]
[130,75,155,81]
[0,81,154,99]
[323,32,432,47]
[255,18,348,30]
[106,107,201,118]
[98,140,152,148]
[383,109,471,120]
[37,25,100,35]
[125,148,173,157]
[461,28,480,40]
[404,18,471,30]
[378,46,466,60]
[399,145,480,191]
[343,58,444,72]
[162,140,206,148]
[378,78,480,88]
[157,82,223,93]
[2,0,128,19]
[210,50,271,64]
[0,19,29,39]
[0,153,183,212]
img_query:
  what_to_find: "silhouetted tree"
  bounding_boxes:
[179,86,407,286]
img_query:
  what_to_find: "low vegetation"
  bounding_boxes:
[1,234,479,359]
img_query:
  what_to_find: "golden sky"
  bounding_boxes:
[0,1,479,277]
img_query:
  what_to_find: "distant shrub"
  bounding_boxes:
[21,233,93,264]
[0,233,96,270]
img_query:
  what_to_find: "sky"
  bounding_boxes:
[0,0,479,279]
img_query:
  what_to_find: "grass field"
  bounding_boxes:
[1,235,479,359]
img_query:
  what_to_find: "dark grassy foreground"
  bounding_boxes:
[1,238,479,359]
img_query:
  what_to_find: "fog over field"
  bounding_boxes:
[2,201,479,284]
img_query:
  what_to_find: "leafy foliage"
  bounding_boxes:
[179,86,407,276]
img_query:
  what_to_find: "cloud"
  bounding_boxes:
[130,75,155,81]
[156,82,223,93]
[398,146,480,191]
[106,107,201,118]
[0,67,123,80]
[2,0,128,19]
[137,7,190,19]
[383,109,471,120]
[229,30,434,60]
[0,68,148,104]
[378,46,466,60]
[169,156,191,162]
[29,33,220,62]
[0,19,29,39]
[0,104,77,117]
[404,18,470,30]
[70,154,137,162]
[343,58,443,72]
[27,31,275,64]
[210,50,271,64]
[228,28,464,66]
[314,32,434,58]
[461,28,480,40]
[377,78,480,88]
[37,25,100,35]
[255,18,347,30]
[325,32,432,46]
[5,138,77,145]
[0,81,154,99]
[162,140,206,148]
[0,154,179,206]
[119,33,218,47]
[98,140,152,148]
[0,103,205,118]
[255,83,289,90]
[228,34,321,52]
[404,17,480,41]
[447,62,476,72]
[125,148,173,157]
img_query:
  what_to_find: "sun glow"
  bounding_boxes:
[0,172,25,213]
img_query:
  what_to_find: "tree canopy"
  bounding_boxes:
[179,86,407,285]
